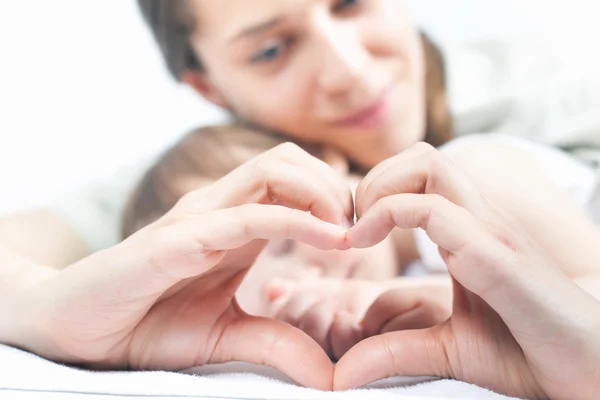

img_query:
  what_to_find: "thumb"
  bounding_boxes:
[334,327,449,390]
[211,314,334,391]
[363,287,452,338]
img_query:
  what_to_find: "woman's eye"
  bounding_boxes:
[251,40,286,63]
[333,0,362,13]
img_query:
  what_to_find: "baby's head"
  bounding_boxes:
[122,123,290,238]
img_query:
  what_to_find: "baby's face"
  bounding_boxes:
[236,235,399,316]
[236,172,399,316]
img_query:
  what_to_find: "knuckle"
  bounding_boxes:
[412,141,436,153]
[424,148,452,172]
[252,154,274,176]
[377,195,397,212]
[271,141,303,158]
[175,190,198,209]
[249,158,279,201]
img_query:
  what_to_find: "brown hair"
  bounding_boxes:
[137,0,453,145]
[121,124,288,238]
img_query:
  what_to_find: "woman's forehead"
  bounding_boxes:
[189,0,321,39]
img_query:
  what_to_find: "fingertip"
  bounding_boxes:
[289,328,335,391]
[339,236,351,251]
[333,335,398,391]
[265,278,295,302]
[344,223,368,249]
[333,343,373,391]
[219,316,335,391]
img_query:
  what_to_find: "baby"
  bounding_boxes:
[121,124,452,359]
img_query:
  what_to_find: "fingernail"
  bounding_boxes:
[342,217,353,230]
[265,279,295,301]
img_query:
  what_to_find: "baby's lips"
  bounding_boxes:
[265,278,296,302]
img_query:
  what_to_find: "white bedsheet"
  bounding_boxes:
[0,345,521,400]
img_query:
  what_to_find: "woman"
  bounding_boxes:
[0,0,599,398]
[129,0,600,358]
[132,0,600,272]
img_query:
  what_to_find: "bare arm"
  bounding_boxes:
[0,209,89,268]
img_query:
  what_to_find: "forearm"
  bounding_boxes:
[0,209,89,268]
[0,244,54,347]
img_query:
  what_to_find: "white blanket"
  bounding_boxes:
[0,345,520,400]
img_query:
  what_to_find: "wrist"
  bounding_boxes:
[0,247,57,349]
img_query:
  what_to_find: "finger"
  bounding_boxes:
[348,194,475,285]
[346,194,514,296]
[265,278,296,303]
[214,315,334,390]
[115,205,347,298]
[297,300,336,354]
[334,328,448,390]
[348,193,482,252]
[330,311,363,361]
[274,144,354,226]
[208,159,352,226]
[275,294,320,326]
[266,278,337,321]
[355,143,487,219]
[203,142,354,226]
[356,142,434,205]
[363,289,451,337]
[187,204,348,252]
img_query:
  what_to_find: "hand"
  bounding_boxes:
[335,143,600,400]
[264,276,452,360]
[266,277,382,360]
[12,143,354,390]
[235,234,399,316]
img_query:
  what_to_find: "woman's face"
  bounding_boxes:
[188,0,426,168]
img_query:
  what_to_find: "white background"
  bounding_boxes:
[0,0,598,213]
[0,1,227,213]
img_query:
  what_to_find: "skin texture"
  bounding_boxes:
[333,143,600,400]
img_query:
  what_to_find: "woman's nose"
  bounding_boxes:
[315,20,370,97]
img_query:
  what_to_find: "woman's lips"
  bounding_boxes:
[332,85,394,129]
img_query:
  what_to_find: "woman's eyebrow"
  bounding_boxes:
[228,16,284,43]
